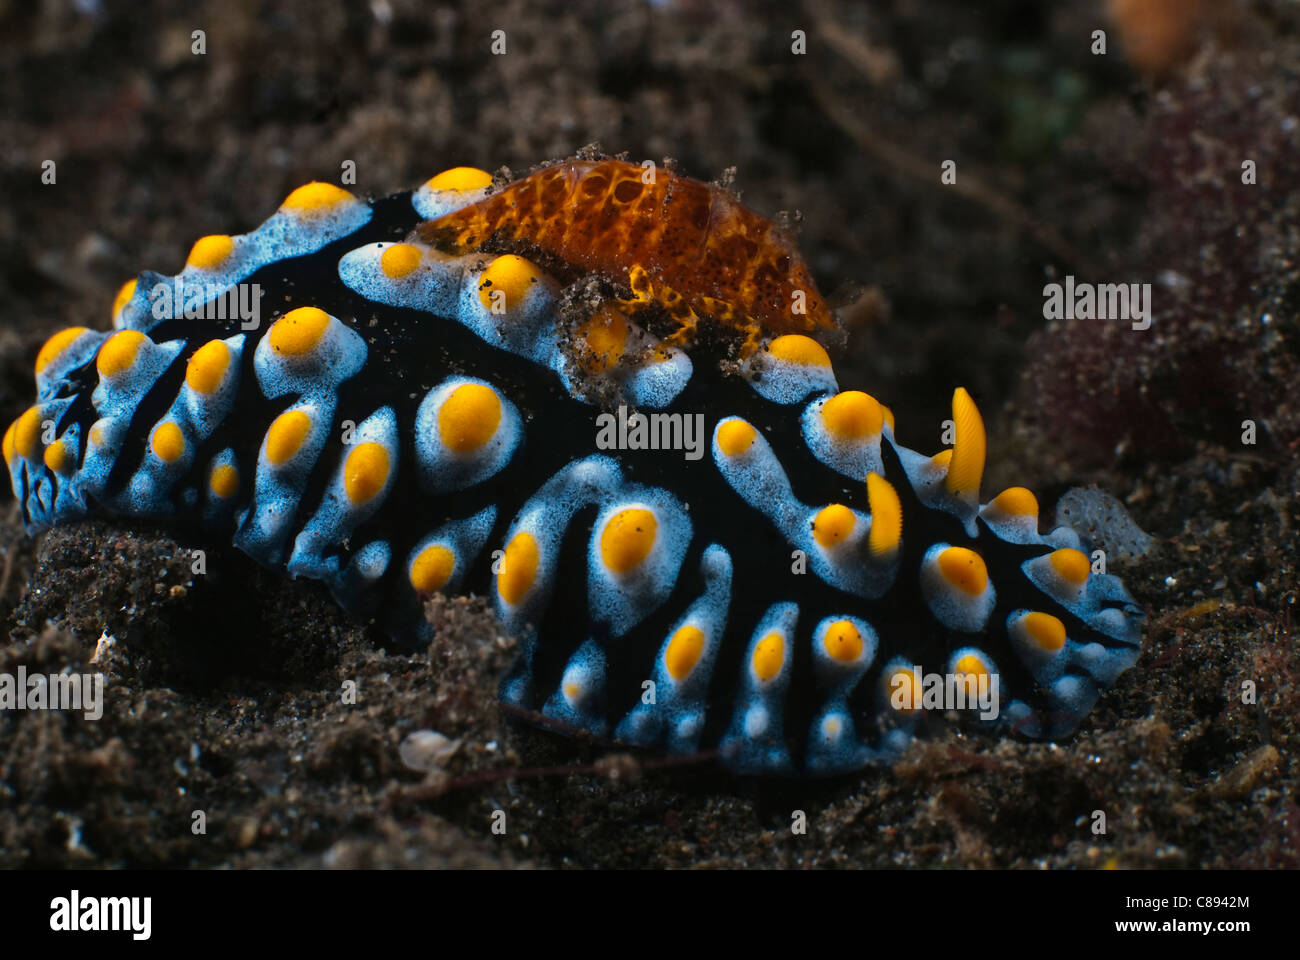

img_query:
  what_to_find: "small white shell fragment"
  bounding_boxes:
[90,630,116,664]
[398,729,462,772]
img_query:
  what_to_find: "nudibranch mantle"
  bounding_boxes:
[6,159,1144,776]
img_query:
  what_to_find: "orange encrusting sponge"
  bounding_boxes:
[416,160,833,347]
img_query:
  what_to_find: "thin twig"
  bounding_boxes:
[805,73,1102,278]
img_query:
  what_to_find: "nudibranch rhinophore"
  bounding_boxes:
[5,157,1144,776]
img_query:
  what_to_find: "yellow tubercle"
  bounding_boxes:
[344,443,390,504]
[822,390,883,440]
[112,279,138,318]
[209,463,239,499]
[410,544,456,593]
[599,508,658,574]
[945,387,986,500]
[665,625,705,680]
[577,307,629,372]
[426,167,493,192]
[2,419,16,466]
[43,440,74,476]
[823,619,864,662]
[1023,612,1067,652]
[14,407,44,460]
[991,486,1038,517]
[954,653,990,680]
[477,255,540,314]
[812,504,855,547]
[438,384,502,452]
[35,327,89,375]
[281,181,355,213]
[186,234,234,270]
[266,410,313,465]
[380,243,423,279]
[151,422,185,463]
[865,473,902,558]
[717,419,756,456]
[937,546,988,596]
[96,330,146,379]
[498,531,539,606]
[1049,548,1091,585]
[185,340,230,395]
[768,334,831,367]
[752,632,785,682]
[268,307,331,356]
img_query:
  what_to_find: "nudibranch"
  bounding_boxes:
[5,157,1144,776]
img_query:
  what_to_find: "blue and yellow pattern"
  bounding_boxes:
[5,165,1145,776]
